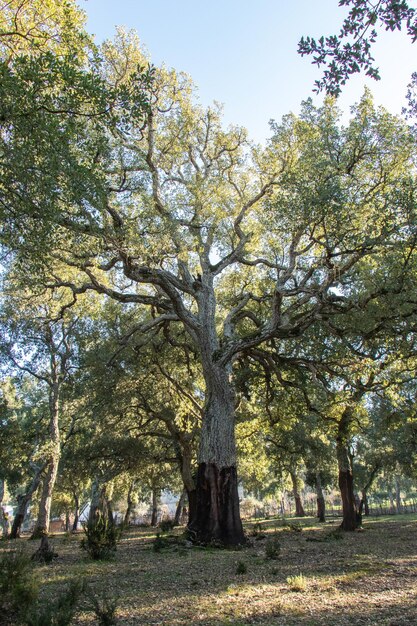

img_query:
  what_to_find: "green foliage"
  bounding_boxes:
[81,518,122,560]
[159,519,175,532]
[265,534,281,560]
[25,579,84,626]
[0,549,39,622]
[235,560,247,575]
[249,522,267,539]
[85,588,118,626]
[298,0,417,95]
[284,522,303,533]
[153,533,169,553]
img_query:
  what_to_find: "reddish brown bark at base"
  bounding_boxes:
[188,463,245,546]
[339,468,360,531]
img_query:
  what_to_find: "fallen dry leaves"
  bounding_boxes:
[3,514,416,625]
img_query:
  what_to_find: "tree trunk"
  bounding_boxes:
[290,470,306,517]
[359,462,380,517]
[88,478,107,523]
[315,472,326,523]
[0,479,10,538]
[180,441,197,526]
[32,383,61,537]
[359,490,370,516]
[10,465,44,539]
[189,359,245,545]
[72,491,80,532]
[336,415,359,530]
[104,482,115,525]
[395,476,402,513]
[166,421,197,527]
[151,487,160,526]
[124,481,136,527]
[174,489,186,526]
[31,534,57,563]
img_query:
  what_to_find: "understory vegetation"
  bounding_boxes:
[1,515,416,626]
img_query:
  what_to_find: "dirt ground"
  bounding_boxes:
[3,514,417,626]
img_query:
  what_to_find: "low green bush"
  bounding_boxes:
[81,517,122,560]
[265,534,281,560]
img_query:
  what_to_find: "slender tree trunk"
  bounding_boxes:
[72,491,80,531]
[124,481,136,527]
[189,357,245,545]
[388,491,395,512]
[395,476,402,513]
[104,482,114,525]
[174,489,186,526]
[32,383,61,537]
[151,487,160,526]
[0,479,10,538]
[359,462,380,517]
[166,421,197,527]
[315,472,326,523]
[10,465,44,539]
[359,490,370,516]
[65,511,70,532]
[336,409,359,531]
[180,441,197,526]
[290,470,306,517]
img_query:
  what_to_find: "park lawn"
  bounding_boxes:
[2,514,417,626]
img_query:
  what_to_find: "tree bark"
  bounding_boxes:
[395,476,402,513]
[174,489,186,526]
[290,470,306,517]
[0,479,10,538]
[337,409,360,530]
[72,491,80,531]
[104,482,115,525]
[179,440,197,526]
[189,354,245,545]
[88,478,107,523]
[10,465,44,539]
[359,462,381,517]
[151,487,160,526]
[124,481,136,527]
[32,382,61,537]
[315,472,326,523]
[359,489,370,516]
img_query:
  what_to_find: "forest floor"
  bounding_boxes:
[2,514,417,626]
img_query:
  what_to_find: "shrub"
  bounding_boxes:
[265,534,281,560]
[81,517,122,560]
[249,522,267,539]
[284,522,303,533]
[153,532,169,553]
[0,550,83,625]
[159,519,175,532]
[286,573,307,592]
[0,549,38,622]
[86,588,118,626]
[26,579,85,626]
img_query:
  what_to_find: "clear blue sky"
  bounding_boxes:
[81,0,416,143]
